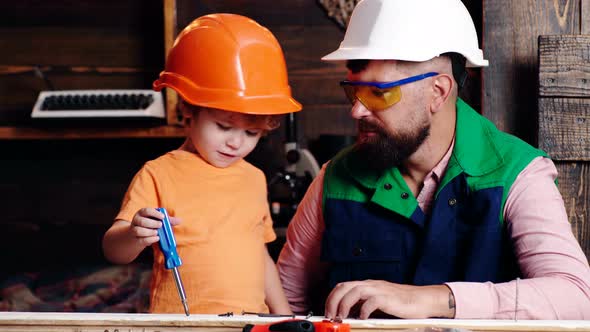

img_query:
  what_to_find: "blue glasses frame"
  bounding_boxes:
[340,72,439,88]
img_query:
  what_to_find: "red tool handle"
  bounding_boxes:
[243,319,314,332]
[313,320,350,332]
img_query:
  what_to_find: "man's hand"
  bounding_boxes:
[324,280,456,319]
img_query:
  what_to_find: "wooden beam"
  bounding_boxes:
[583,0,590,33]
[163,0,180,126]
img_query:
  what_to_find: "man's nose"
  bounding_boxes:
[350,100,372,119]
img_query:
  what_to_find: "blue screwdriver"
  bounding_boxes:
[156,207,190,316]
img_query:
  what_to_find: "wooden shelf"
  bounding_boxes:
[0,125,185,140]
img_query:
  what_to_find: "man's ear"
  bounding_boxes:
[430,74,454,113]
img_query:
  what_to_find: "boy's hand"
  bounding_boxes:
[130,208,182,247]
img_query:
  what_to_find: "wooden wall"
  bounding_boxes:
[483,1,590,258]
[538,35,590,257]
[483,0,585,143]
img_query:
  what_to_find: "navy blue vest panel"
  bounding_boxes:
[321,198,417,289]
[321,173,520,291]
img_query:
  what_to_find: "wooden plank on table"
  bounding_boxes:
[1,312,590,332]
[538,98,590,161]
[556,162,590,259]
[538,35,590,97]
[483,0,580,143]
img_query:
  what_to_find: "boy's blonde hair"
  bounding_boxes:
[179,100,282,132]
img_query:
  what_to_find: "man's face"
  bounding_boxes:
[347,60,432,171]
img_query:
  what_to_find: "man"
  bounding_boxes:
[277,0,590,320]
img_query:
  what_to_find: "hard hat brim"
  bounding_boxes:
[154,78,302,115]
[322,47,489,68]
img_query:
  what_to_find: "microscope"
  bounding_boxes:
[268,113,320,228]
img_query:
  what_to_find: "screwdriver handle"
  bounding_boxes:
[156,207,182,269]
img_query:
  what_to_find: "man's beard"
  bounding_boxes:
[354,118,430,172]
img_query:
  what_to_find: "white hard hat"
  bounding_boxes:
[322,0,488,67]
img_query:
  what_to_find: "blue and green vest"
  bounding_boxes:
[320,99,548,293]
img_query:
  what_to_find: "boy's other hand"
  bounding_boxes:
[130,208,182,247]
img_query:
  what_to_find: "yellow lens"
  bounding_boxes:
[356,86,402,111]
[341,85,402,111]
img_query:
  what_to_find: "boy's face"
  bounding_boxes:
[186,108,264,168]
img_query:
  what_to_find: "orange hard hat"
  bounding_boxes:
[153,13,301,115]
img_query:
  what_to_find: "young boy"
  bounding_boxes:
[102,13,301,315]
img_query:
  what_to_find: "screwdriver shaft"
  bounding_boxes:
[172,267,190,316]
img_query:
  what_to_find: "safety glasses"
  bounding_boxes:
[340,72,438,112]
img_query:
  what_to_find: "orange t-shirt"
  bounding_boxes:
[116,150,276,314]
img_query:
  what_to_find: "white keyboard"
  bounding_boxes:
[31,90,165,119]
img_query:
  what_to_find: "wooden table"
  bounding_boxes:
[0,313,589,332]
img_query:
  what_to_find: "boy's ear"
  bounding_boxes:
[179,101,194,118]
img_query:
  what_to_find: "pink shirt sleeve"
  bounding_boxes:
[447,157,590,319]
